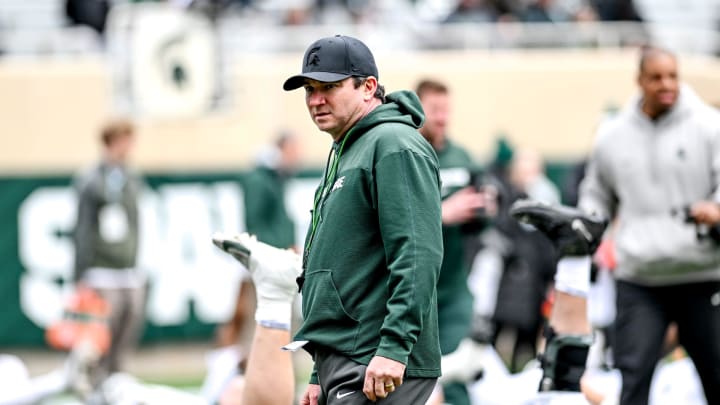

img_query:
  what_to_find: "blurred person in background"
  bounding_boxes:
[243,130,302,252]
[521,0,597,23]
[509,148,561,205]
[591,0,643,21]
[488,148,558,371]
[578,46,720,405]
[415,78,494,405]
[306,0,373,25]
[65,0,110,35]
[461,142,557,374]
[443,0,500,23]
[72,118,146,399]
[204,130,302,403]
[283,35,443,405]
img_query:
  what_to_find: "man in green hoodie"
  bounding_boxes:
[283,35,444,405]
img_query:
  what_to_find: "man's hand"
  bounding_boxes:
[441,187,496,225]
[689,200,720,225]
[363,356,405,401]
[300,383,321,405]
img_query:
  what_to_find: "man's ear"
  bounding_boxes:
[364,76,378,100]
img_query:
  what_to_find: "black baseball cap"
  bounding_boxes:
[283,35,378,91]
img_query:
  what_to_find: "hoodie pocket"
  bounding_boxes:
[616,216,720,278]
[301,269,360,354]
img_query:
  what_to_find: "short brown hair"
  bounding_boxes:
[415,79,449,99]
[352,76,386,102]
[100,118,135,146]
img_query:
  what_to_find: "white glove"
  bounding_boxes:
[213,232,302,329]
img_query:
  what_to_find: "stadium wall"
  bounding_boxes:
[2,49,720,174]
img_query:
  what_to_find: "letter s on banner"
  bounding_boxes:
[18,187,75,327]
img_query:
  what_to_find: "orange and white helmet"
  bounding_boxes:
[45,287,111,355]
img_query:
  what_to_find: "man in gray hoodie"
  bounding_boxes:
[579,46,720,405]
[73,118,145,393]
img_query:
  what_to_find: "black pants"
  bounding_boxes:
[315,349,437,405]
[614,280,720,405]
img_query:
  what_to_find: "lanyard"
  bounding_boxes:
[302,132,351,268]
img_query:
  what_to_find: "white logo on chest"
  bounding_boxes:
[332,176,346,192]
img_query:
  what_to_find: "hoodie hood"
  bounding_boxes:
[346,90,425,143]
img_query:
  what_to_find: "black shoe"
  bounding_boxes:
[509,199,607,256]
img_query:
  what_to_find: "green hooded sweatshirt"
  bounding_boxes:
[295,91,443,381]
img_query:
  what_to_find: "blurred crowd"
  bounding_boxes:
[7,0,720,57]
[65,0,644,33]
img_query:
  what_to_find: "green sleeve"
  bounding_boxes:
[309,365,319,385]
[373,149,443,365]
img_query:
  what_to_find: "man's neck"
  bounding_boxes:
[332,98,382,142]
[641,101,671,121]
[103,153,125,166]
